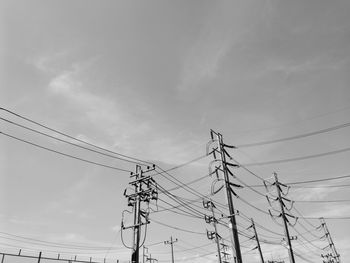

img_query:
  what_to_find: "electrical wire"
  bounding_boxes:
[294,199,350,203]
[243,146,350,166]
[150,218,205,235]
[0,231,123,250]
[0,131,132,173]
[248,173,350,187]
[153,167,228,212]
[236,121,350,148]
[0,235,123,251]
[156,182,206,218]
[165,174,209,192]
[0,107,153,166]
[0,117,147,166]
[291,184,350,188]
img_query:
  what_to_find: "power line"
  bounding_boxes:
[294,199,350,203]
[298,216,350,220]
[160,154,209,173]
[288,174,350,185]
[0,107,153,166]
[231,104,350,135]
[150,218,205,235]
[244,146,350,166]
[0,131,132,173]
[291,184,350,189]
[0,117,146,166]
[249,173,350,187]
[236,121,350,148]
[0,232,123,250]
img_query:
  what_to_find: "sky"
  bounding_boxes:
[1,0,350,262]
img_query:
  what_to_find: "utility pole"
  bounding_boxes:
[274,172,295,263]
[203,199,222,263]
[122,164,157,263]
[250,218,264,263]
[143,246,148,263]
[164,236,178,263]
[146,254,158,263]
[210,130,243,263]
[320,218,340,263]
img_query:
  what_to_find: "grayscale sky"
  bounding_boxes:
[1,1,350,262]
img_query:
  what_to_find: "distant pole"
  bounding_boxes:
[143,246,148,263]
[274,172,295,263]
[251,218,264,263]
[320,218,341,263]
[1,254,5,263]
[37,252,42,263]
[164,236,178,263]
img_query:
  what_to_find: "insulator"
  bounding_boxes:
[204,215,212,224]
[151,190,158,200]
[206,230,215,240]
[127,196,136,206]
[203,200,210,209]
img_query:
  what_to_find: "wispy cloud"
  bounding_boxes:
[177,3,235,93]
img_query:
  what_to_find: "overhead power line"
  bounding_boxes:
[0,131,132,173]
[0,107,153,166]
[0,231,123,250]
[291,184,350,189]
[236,121,350,148]
[244,146,350,166]
[150,218,205,235]
[288,174,350,185]
[249,174,350,189]
[295,199,350,203]
[0,117,147,166]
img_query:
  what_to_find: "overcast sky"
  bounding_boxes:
[1,1,350,263]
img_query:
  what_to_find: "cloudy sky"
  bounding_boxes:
[1,0,350,262]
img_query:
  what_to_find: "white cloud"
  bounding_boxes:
[177,3,236,93]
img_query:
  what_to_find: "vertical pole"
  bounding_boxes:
[251,218,264,263]
[37,252,42,263]
[131,165,142,263]
[170,237,175,263]
[274,172,295,263]
[165,236,177,263]
[143,246,147,263]
[321,218,340,263]
[210,201,222,263]
[216,132,242,263]
[1,254,5,263]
